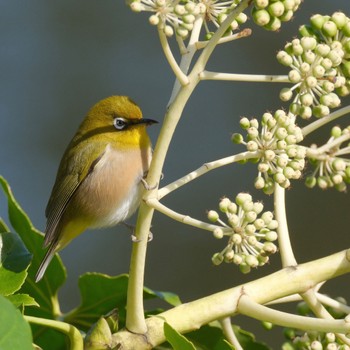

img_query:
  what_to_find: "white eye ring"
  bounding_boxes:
[114,118,127,130]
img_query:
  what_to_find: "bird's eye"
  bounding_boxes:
[113,118,128,130]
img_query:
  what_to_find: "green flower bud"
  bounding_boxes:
[315,43,331,57]
[254,0,269,9]
[227,202,238,214]
[275,127,288,140]
[245,211,257,223]
[240,117,250,129]
[306,76,318,88]
[245,224,257,235]
[239,263,251,274]
[317,176,329,189]
[174,4,186,15]
[246,254,259,268]
[343,21,350,37]
[277,51,293,66]
[176,27,189,38]
[242,199,254,212]
[288,69,301,83]
[299,24,316,37]
[219,197,231,212]
[212,253,224,265]
[305,175,317,188]
[310,340,322,350]
[164,25,174,37]
[231,133,244,144]
[208,210,219,222]
[253,202,264,214]
[300,93,313,106]
[224,249,234,262]
[258,162,270,172]
[342,61,350,78]
[233,253,243,265]
[237,13,248,24]
[261,211,273,224]
[280,10,293,22]
[331,126,342,138]
[236,192,252,206]
[228,214,240,227]
[300,36,317,50]
[313,104,330,118]
[252,8,271,26]
[322,20,338,37]
[310,14,327,31]
[247,140,259,151]
[274,172,286,184]
[299,106,312,119]
[265,16,282,31]
[213,227,224,239]
[267,1,285,17]
[331,12,347,29]
[265,230,278,241]
[254,176,265,189]
[264,150,276,161]
[149,14,160,25]
[280,88,293,101]
[263,179,275,195]
[263,242,277,254]
[312,64,325,78]
[267,219,278,230]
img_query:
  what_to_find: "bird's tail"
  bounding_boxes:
[35,243,57,282]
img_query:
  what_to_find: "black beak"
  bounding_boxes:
[134,118,158,126]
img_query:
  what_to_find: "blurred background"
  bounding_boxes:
[1,0,350,347]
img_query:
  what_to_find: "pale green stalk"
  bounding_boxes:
[125,0,252,334]
[200,71,290,83]
[25,315,83,350]
[116,249,350,349]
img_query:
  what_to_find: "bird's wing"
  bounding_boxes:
[44,143,107,247]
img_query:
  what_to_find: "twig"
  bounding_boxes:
[274,184,297,267]
[25,315,83,350]
[220,317,243,350]
[200,71,290,83]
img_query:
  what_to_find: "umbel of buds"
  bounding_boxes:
[128,0,248,40]
[251,0,302,31]
[306,126,350,192]
[208,193,278,274]
[232,110,305,194]
[277,12,350,118]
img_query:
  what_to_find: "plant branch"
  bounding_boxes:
[238,295,350,333]
[158,27,189,87]
[195,28,252,50]
[302,105,350,137]
[157,151,260,200]
[200,71,290,83]
[116,249,350,349]
[274,184,297,267]
[25,315,83,350]
[220,317,243,350]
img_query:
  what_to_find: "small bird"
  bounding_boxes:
[35,96,157,282]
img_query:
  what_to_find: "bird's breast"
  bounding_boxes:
[70,143,151,227]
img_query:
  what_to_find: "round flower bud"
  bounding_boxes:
[164,25,174,37]
[343,21,350,37]
[240,117,250,129]
[303,51,316,65]
[310,340,322,350]
[280,9,293,22]
[267,1,285,17]
[263,242,277,254]
[305,76,318,88]
[263,131,273,142]
[208,210,219,222]
[254,0,269,9]
[212,253,224,265]
[224,249,234,262]
[277,51,293,66]
[331,12,347,29]
[254,218,265,230]
[130,2,142,12]
[245,211,257,223]
[253,202,264,214]
[176,27,189,38]
[228,214,240,228]
[236,193,252,206]
[246,255,259,268]
[299,62,310,74]
[265,230,278,241]
[267,219,278,230]
[310,14,327,31]
[264,150,276,161]
[315,43,331,57]
[317,176,329,189]
[300,36,317,51]
[332,173,343,185]
[299,106,312,119]
[213,227,224,239]
[280,88,293,101]
[231,133,243,144]
[227,202,238,214]
[275,127,288,140]
[239,263,251,274]
[245,224,256,235]
[233,254,243,265]
[242,199,254,212]
[313,104,330,118]
[258,162,270,173]
[263,179,275,195]
[247,140,259,152]
[288,70,301,83]
[252,8,270,26]
[274,172,286,184]
[254,176,265,189]
[149,14,160,25]
[328,50,343,66]
[322,20,338,37]
[219,197,231,212]
[305,175,317,188]
[277,140,287,150]
[300,93,313,107]
[312,64,326,78]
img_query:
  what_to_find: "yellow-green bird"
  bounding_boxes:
[35,96,157,282]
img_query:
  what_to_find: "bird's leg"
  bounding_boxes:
[122,221,153,242]
[140,171,163,190]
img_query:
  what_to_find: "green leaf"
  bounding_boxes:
[6,293,39,308]
[0,176,66,311]
[0,218,10,233]
[64,273,130,331]
[0,295,33,350]
[0,231,32,296]
[0,176,67,348]
[164,322,196,350]
[144,287,182,307]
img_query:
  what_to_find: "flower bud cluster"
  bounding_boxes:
[251,0,301,31]
[306,126,350,192]
[232,110,305,194]
[128,0,248,40]
[277,12,350,118]
[208,193,278,273]
[128,0,202,38]
[283,298,349,349]
[200,0,248,40]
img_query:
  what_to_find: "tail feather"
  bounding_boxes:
[35,243,57,282]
